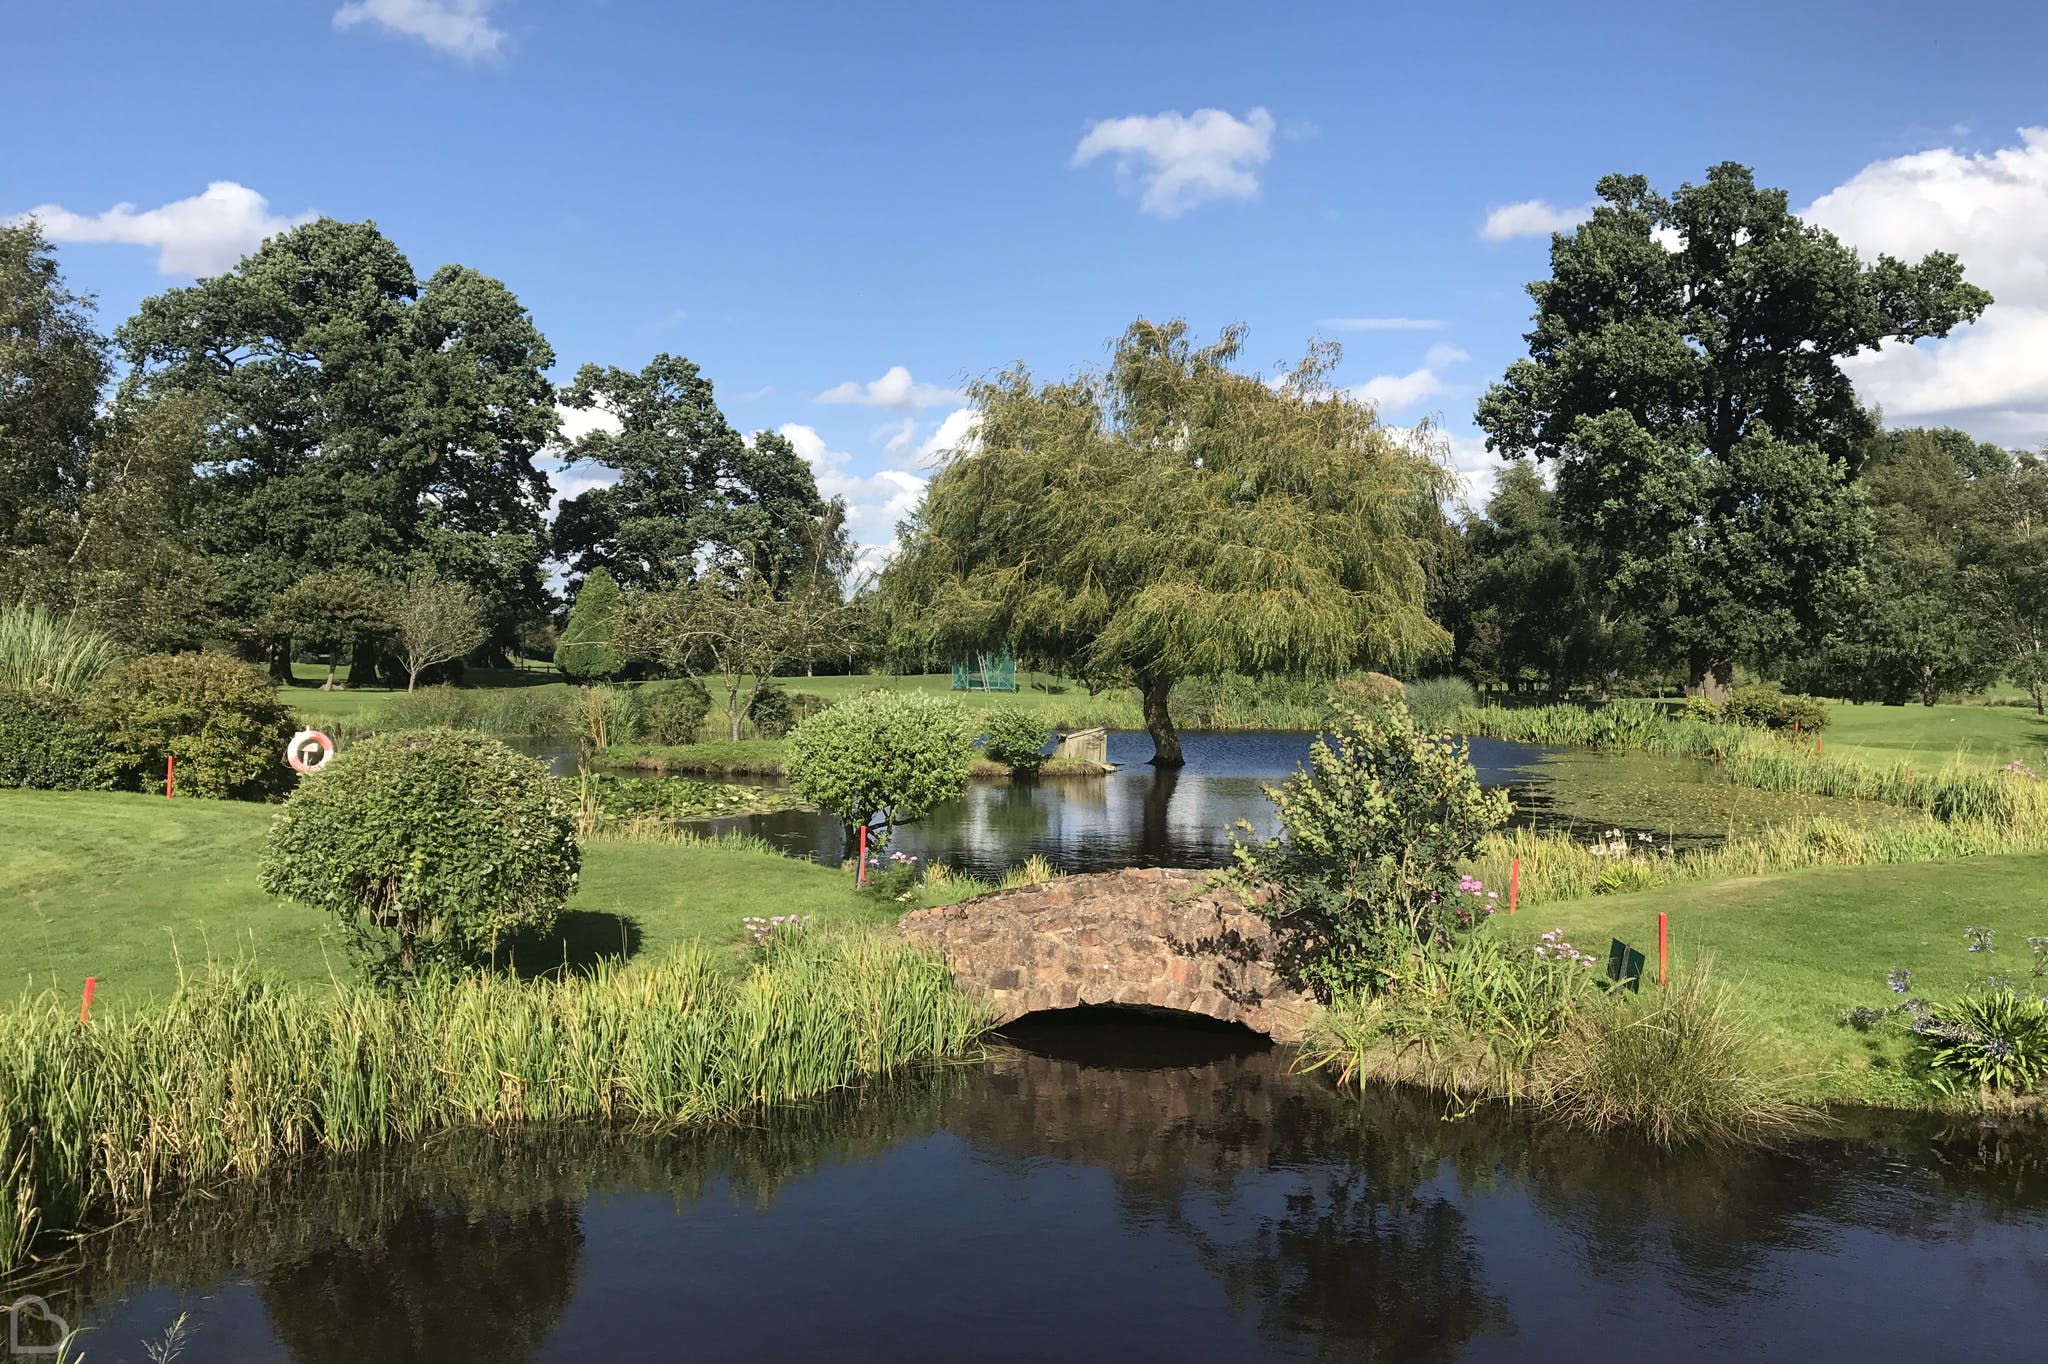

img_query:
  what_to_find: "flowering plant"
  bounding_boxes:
[742,914,813,953]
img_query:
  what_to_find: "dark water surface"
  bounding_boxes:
[37,1020,2048,1362]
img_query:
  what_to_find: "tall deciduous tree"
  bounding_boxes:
[552,355,828,591]
[1477,163,1991,701]
[269,569,392,690]
[884,319,1450,766]
[115,219,559,674]
[0,221,107,580]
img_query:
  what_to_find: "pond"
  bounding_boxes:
[567,730,1912,880]
[35,1018,2048,1362]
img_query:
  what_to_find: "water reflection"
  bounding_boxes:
[35,1026,2048,1363]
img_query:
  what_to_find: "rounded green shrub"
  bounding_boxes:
[786,691,972,841]
[1723,682,1829,732]
[746,680,796,738]
[76,652,297,800]
[1680,695,1722,724]
[1330,672,1406,710]
[261,729,579,975]
[0,691,104,789]
[640,678,712,744]
[979,706,1049,770]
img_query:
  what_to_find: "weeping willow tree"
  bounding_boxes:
[884,319,1451,766]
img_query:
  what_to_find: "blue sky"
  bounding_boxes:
[10,0,2048,567]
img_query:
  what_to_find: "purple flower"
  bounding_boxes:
[1887,968,1911,995]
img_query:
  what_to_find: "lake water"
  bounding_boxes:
[579,729,1911,880]
[39,1018,2048,1362]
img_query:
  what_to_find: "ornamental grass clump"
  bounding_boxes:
[0,603,123,696]
[261,729,580,977]
[0,935,988,1273]
[1540,965,1810,1146]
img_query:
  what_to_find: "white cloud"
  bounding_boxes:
[16,182,314,276]
[1802,128,2048,441]
[333,0,505,62]
[876,416,919,457]
[539,402,625,519]
[1350,343,1468,417]
[1071,107,1277,218]
[815,365,963,410]
[1321,316,1445,332]
[781,423,928,578]
[1479,198,1594,243]
[917,408,980,463]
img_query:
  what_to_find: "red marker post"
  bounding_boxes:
[79,977,96,1025]
[1508,858,1520,916]
[856,823,868,887]
[165,754,174,799]
[1657,912,1669,989]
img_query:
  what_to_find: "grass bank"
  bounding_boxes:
[0,789,899,1007]
[0,934,988,1272]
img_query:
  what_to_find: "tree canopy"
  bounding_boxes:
[1476,162,1991,699]
[884,320,1449,765]
[553,354,830,592]
[0,221,107,580]
[115,218,560,671]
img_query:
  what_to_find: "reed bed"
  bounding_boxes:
[1456,702,2047,830]
[1470,810,2048,908]
[0,934,987,1273]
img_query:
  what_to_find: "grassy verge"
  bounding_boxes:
[1512,854,2048,1107]
[0,934,988,1272]
[0,789,898,1006]
[594,739,791,776]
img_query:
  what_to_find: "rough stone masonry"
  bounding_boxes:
[895,867,1319,1041]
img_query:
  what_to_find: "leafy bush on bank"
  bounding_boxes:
[78,651,298,800]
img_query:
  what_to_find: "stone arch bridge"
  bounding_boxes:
[895,867,1319,1041]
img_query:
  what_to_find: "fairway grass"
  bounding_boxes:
[1526,854,2048,1106]
[1820,701,2048,772]
[0,788,892,1007]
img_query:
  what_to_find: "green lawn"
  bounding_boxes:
[0,788,894,1008]
[1819,701,2047,772]
[1527,854,2048,1105]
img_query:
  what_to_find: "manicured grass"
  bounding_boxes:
[0,788,893,1007]
[1524,854,2048,1106]
[1819,701,2048,772]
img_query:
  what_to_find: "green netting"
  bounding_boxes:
[949,651,1018,691]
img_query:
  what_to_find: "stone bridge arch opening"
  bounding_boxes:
[895,868,1318,1042]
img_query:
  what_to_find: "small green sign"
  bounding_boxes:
[1606,938,1645,994]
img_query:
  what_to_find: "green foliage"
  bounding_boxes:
[78,651,296,800]
[0,603,123,696]
[1917,990,2048,1094]
[372,683,570,736]
[1478,163,1989,693]
[1540,966,1809,1145]
[978,706,1049,770]
[885,319,1451,765]
[1593,860,1660,895]
[269,568,393,686]
[1681,695,1722,724]
[0,220,107,570]
[390,572,489,690]
[747,678,797,738]
[639,677,712,744]
[1327,671,1405,710]
[1723,683,1829,731]
[114,220,558,663]
[0,936,986,1271]
[563,683,640,750]
[261,730,579,975]
[1398,676,1477,732]
[554,567,626,680]
[0,691,102,789]
[785,691,973,839]
[552,355,830,592]
[1235,703,1513,995]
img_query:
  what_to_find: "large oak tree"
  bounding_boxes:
[884,319,1450,766]
[116,219,559,676]
[1477,163,1990,700]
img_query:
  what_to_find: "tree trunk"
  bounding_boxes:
[1687,653,1734,705]
[268,638,294,684]
[1140,673,1184,768]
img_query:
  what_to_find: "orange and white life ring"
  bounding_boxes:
[286,730,335,774]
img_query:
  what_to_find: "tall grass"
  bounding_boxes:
[1403,676,1479,732]
[1457,702,2048,830]
[1470,809,2048,908]
[1539,965,1812,1145]
[371,684,571,736]
[0,605,123,697]
[0,934,986,1272]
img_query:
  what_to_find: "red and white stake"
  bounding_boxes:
[79,976,96,1025]
[1657,912,1669,989]
[1509,858,1520,916]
